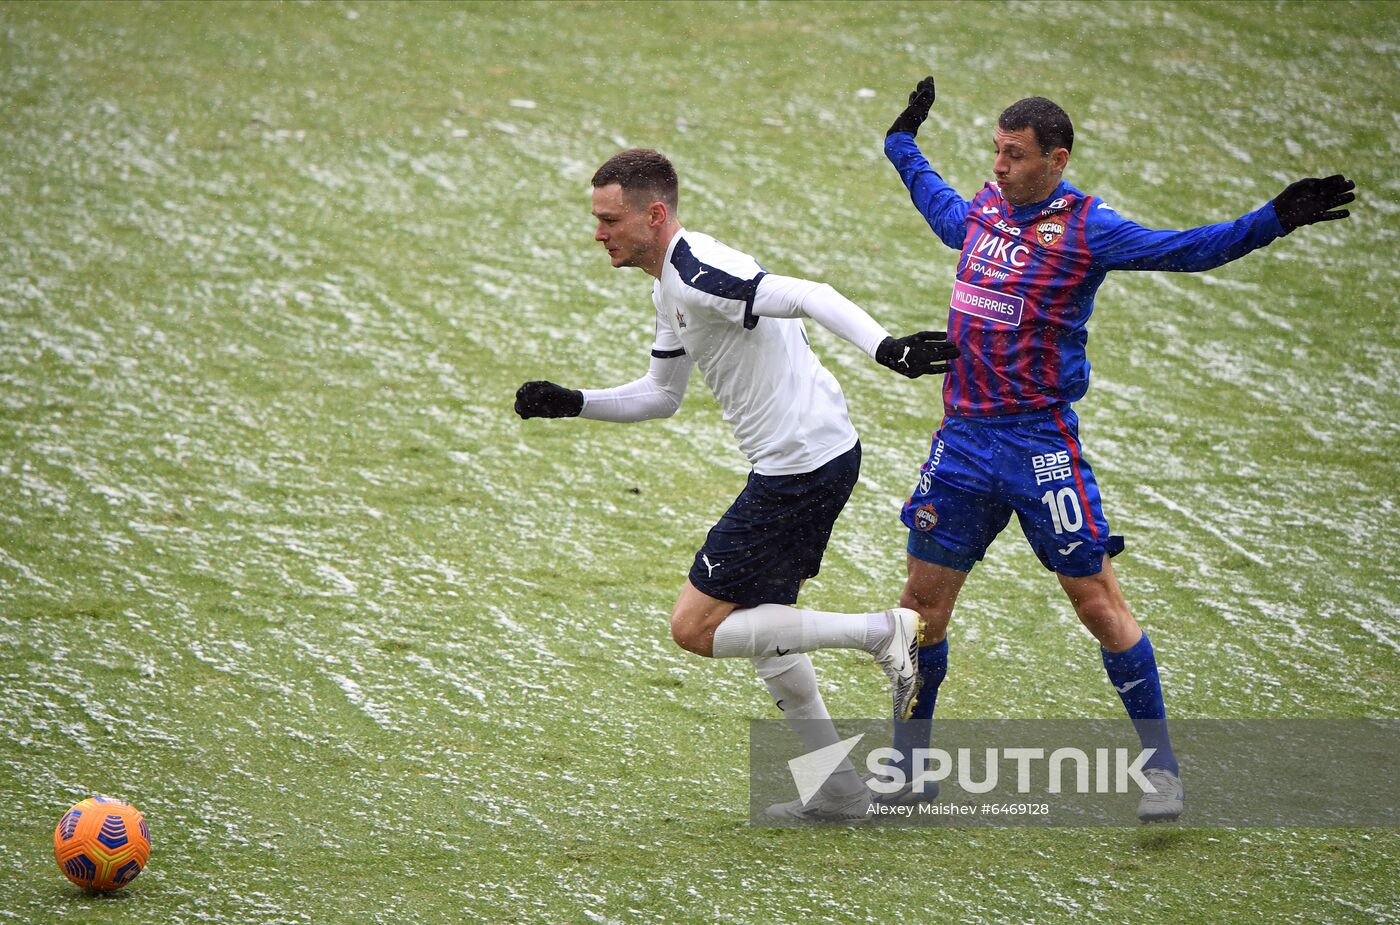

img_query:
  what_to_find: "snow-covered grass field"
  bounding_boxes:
[1,2,1396,922]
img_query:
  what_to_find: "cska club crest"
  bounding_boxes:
[1036,218,1066,247]
[912,503,939,532]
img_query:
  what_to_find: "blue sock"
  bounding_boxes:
[892,638,948,778]
[1101,632,1178,774]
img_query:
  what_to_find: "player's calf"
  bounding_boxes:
[1057,561,1141,652]
[900,555,968,645]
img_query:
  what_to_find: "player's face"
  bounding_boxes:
[592,184,656,271]
[993,125,1067,207]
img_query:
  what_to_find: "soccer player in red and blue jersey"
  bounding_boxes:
[879,76,1355,821]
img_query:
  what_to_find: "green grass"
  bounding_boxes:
[1,1,1397,922]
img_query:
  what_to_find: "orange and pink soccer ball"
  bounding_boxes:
[53,796,150,891]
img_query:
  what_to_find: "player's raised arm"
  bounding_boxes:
[883,75,969,250]
[886,75,937,139]
[752,274,959,378]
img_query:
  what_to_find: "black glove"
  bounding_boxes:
[1272,174,1355,232]
[887,76,936,138]
[876,332,960,378]
[515,380,584,419]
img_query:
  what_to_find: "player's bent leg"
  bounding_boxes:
[672,580,924,717]
[671,580,891,659]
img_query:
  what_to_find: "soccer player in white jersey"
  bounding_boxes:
[515,148,959,821]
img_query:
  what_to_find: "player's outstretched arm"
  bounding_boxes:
[1088,173,1357,274]
[1272,174,1356,232]
[515,380,584,419]
[517,351,693,423]
[887,75,936,138]
[751,274,958,378]
[875,331,959,378]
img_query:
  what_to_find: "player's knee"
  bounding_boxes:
[899,587,953,641]
[1066,581,1116,620]
[669,612,710,657]
[1073,599,1138,648]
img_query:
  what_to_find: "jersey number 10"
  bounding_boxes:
[1041,488,1084,534]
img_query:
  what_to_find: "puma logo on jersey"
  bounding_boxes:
[690,268,709,284]
[897,346,912,367]
[1057,541,1083,556]
[702,554,720,577]
[1114,679,1147,694]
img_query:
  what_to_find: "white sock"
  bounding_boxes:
[712,604,891,659]
[752,653,865,800]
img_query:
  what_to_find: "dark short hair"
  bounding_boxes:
[998,97,1074,155]
[591,148,679,212]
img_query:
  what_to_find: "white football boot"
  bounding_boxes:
[1137,767,1184,822]
[765,787,873,823]
[873,608,924,721]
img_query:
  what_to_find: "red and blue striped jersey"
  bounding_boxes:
[886,132,1288,417]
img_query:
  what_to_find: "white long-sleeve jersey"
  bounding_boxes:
[581,229,890,476]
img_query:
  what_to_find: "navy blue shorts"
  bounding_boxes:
[689,442,860,608]
[901,407,1124,577]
